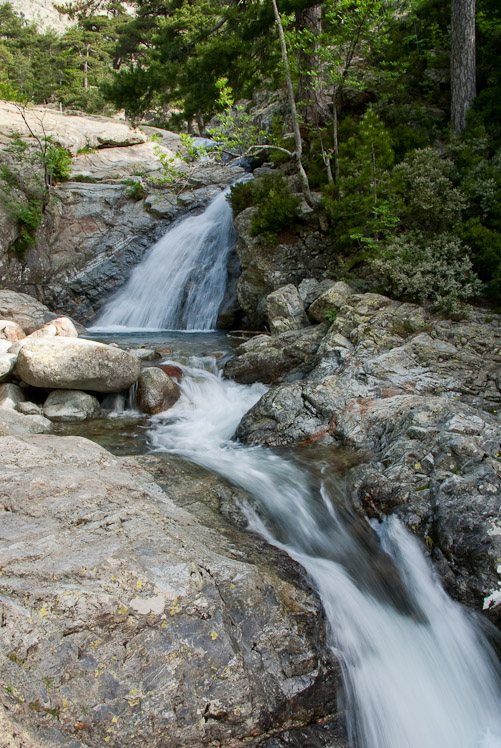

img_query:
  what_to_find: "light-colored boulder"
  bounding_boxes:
[0,383,26,411]
[71,141,182,182]
[8,315,79,355]
[136,366,181,414]
[266,284,310,334]
[0,351,17,383]
[0,408,51,435]
[0,290,55,334]
[308,282,354,323]
[15,337,140,392]
[0,319,25,342]
[43,389,101,421]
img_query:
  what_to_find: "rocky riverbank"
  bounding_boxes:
[224,281,501,623]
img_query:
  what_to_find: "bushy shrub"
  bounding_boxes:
[372,231,483,315]
[229,173,300,242]
[45,143,72,184]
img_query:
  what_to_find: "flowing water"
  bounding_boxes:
[92,189,236,331]
[88,184,501,746]
[147,357,501,748]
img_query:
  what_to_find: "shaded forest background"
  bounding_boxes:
[0,0,500,310]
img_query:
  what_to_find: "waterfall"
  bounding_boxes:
[149,358,501,748]
[92,189,236,331]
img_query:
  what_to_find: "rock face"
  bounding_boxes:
[0,290,68,334]
[228,285,501,621]
[15,337,140,392]
[266,284,310,334]
[234,207,335,329]
[136,367,181,414]
[0,435,344,748]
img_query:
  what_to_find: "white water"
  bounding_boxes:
[149,358,501,748]
[93,189,236,331]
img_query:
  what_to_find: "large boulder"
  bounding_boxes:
[43,389,101,422]
[224,324,329,385]
[0,435,344,748]
[0,408,51,436]
[136,367,181,414]
[266,284,310,334]
[0,348,17,383]
[0,290,60,334]
[15,337,140,392]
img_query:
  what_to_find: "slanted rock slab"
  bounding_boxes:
[15,337,140,392]
[0,435,342,748]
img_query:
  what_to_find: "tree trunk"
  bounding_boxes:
[451,0,476,133]
[271,0,312,206]
[295,4,330,126]
[83,41,90,90]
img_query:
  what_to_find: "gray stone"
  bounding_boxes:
[15,337,140,393]
[298,278,335,308]
[0,408,51,435]
[307,282,354,323]
[43,389,101,422]
[136,367,181,414]
[16,401,42,416]
[0,435,342,748]
[0,351,17,383]
[266,284,310,334]
[0,290,58,334]
[0,383,26,410]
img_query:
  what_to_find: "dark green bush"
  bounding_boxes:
[229,173,300,243]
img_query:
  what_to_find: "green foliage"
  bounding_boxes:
[123,178,147,200]
[323,109,400,251]
[229,173,300,243]
[7,197,43,258]
[373,232,482,315]
[45,142,72,183]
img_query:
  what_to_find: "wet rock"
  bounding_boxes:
[157,364,183,380]
[0,383,26,411]
[43,389,101,422]
[230,287,501,617]
[0,435,342,748]
[136,367,181,414]
[127,347,161,361]
[8,316,79,355]
[266,284,310,334]
[15,337,140,393]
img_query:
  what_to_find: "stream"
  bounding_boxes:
[86,188,501,747]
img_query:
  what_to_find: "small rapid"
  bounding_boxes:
[149,357,501,748]
[93,189,236,331]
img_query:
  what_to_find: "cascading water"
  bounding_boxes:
[92,188,236,331]
[149,357,501,748]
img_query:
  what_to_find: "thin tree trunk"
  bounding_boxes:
[83,41,90,90]
[271,0,312,206]
[451,0,476,133]
[196,111,205,136]
[332,90,339,182]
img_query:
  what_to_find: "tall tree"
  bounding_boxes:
[450,0,476,133]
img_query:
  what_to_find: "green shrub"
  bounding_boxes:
[372,231,483,315]
[124,179,147,201]
[229,173,300,243]
[45,143,72,184]
[9,198,43,258]
[228,179,255,215]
